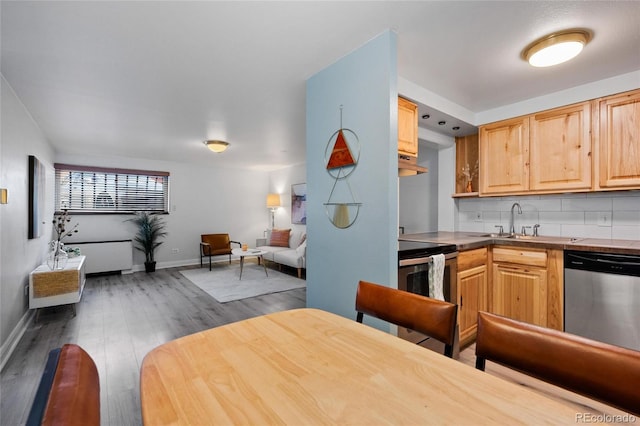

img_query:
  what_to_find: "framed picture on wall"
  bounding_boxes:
[28,155,45,239]
[291,183,306,225]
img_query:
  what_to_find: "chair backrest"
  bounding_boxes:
[355,280,458,357]
[27,343,100,426]
[475,311,640,416]
[201,234,231,254]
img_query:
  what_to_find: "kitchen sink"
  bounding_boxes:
[471,233,534,239]
[466,233,580,245]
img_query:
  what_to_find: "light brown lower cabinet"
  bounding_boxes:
[491,263,548,327]
[456,248,488,347]
[489,246,563,331]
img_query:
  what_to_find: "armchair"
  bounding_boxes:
[200,234,241,271]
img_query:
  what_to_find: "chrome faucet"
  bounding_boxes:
[509,202,522,235]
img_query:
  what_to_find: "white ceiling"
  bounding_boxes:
[2,1,639,170]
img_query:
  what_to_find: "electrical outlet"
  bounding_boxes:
[597,212,611,227]
[171,248,180,253]
[474,211,483,222]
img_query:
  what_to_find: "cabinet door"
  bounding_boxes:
[457,265,487,344]
[530,102,592,191]
[398,97,418,157]
[598,89,640,189]
[492,264,547,327]
[479,117,529,194]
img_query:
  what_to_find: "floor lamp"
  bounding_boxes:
[267,193,281,228]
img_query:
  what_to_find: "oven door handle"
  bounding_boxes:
[399,252,458,267]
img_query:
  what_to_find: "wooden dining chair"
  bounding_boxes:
[355,280,458,357]
[200,234,241,271]
[475,311,640,416]
[26,343,100,426]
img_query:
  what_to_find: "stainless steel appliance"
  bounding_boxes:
[397,240,458,344]
[564,250,640,351]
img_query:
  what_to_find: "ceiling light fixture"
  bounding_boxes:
[204,140,229,153]
[421,114,430,119]
[522,29,591,67]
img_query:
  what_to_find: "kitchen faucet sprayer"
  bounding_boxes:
[509,202,523,235]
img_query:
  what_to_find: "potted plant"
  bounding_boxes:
[127,212,167,273]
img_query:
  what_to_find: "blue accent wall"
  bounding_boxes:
[305,31,398,329]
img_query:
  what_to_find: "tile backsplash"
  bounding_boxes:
[457,191,640,240]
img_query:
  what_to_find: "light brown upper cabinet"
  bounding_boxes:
[530,102,592,191]
[398,97,418,157]
[597,88,640,190]
[479,101,592,196]
[479,116,530,194]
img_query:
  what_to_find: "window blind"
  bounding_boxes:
[54,164,170,213]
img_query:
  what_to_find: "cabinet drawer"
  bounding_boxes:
[492,246,547,267]
[458,247,487,271]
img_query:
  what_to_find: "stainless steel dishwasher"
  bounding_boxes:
[564,250,640,351]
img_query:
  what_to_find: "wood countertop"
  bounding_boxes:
[400,231,640,255]
[140,308,589,425]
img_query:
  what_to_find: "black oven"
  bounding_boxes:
[397,240,458,344]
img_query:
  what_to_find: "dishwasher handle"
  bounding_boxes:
[565,250,640,277]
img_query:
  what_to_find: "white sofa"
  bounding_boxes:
[257,228,306,278]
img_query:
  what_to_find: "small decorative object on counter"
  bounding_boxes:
[47,210,79,270]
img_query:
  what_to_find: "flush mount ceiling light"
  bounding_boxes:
[204,140,229,153]
[522,29,591,67]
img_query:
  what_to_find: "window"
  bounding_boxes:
[55,164,170,213]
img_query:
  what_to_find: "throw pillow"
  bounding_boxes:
[270,229,291,247]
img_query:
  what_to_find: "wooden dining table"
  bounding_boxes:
[140,308,586,425]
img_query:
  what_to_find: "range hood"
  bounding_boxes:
[398,154,427,177]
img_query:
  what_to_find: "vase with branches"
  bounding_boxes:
[459,160,479,192]
[48,210,79,270]
[127,211,168,273]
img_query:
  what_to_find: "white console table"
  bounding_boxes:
[29,256,86,320]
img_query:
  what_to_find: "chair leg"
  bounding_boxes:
[444,344,454,358]
[228,254,232,264]
[356,312,364,323]
[209,255,212,271]
[475,356,486,371]
[297,268,302,279]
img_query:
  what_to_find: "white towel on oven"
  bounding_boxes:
[428,254,445,301]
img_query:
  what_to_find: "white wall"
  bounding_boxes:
[437,145,457,232]
[267,163,306,237]
[56,153,271,270]
[1,76,55,365]
[398,144,438,234]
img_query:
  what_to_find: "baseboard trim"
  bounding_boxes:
[0,309,34,372]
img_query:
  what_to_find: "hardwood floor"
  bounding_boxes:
[0,264,305,426]
[1,263,628,425]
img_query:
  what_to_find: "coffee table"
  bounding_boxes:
[231,248,268,280]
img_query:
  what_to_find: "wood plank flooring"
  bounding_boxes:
[1,262,628,425]
[1,264,305,426]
